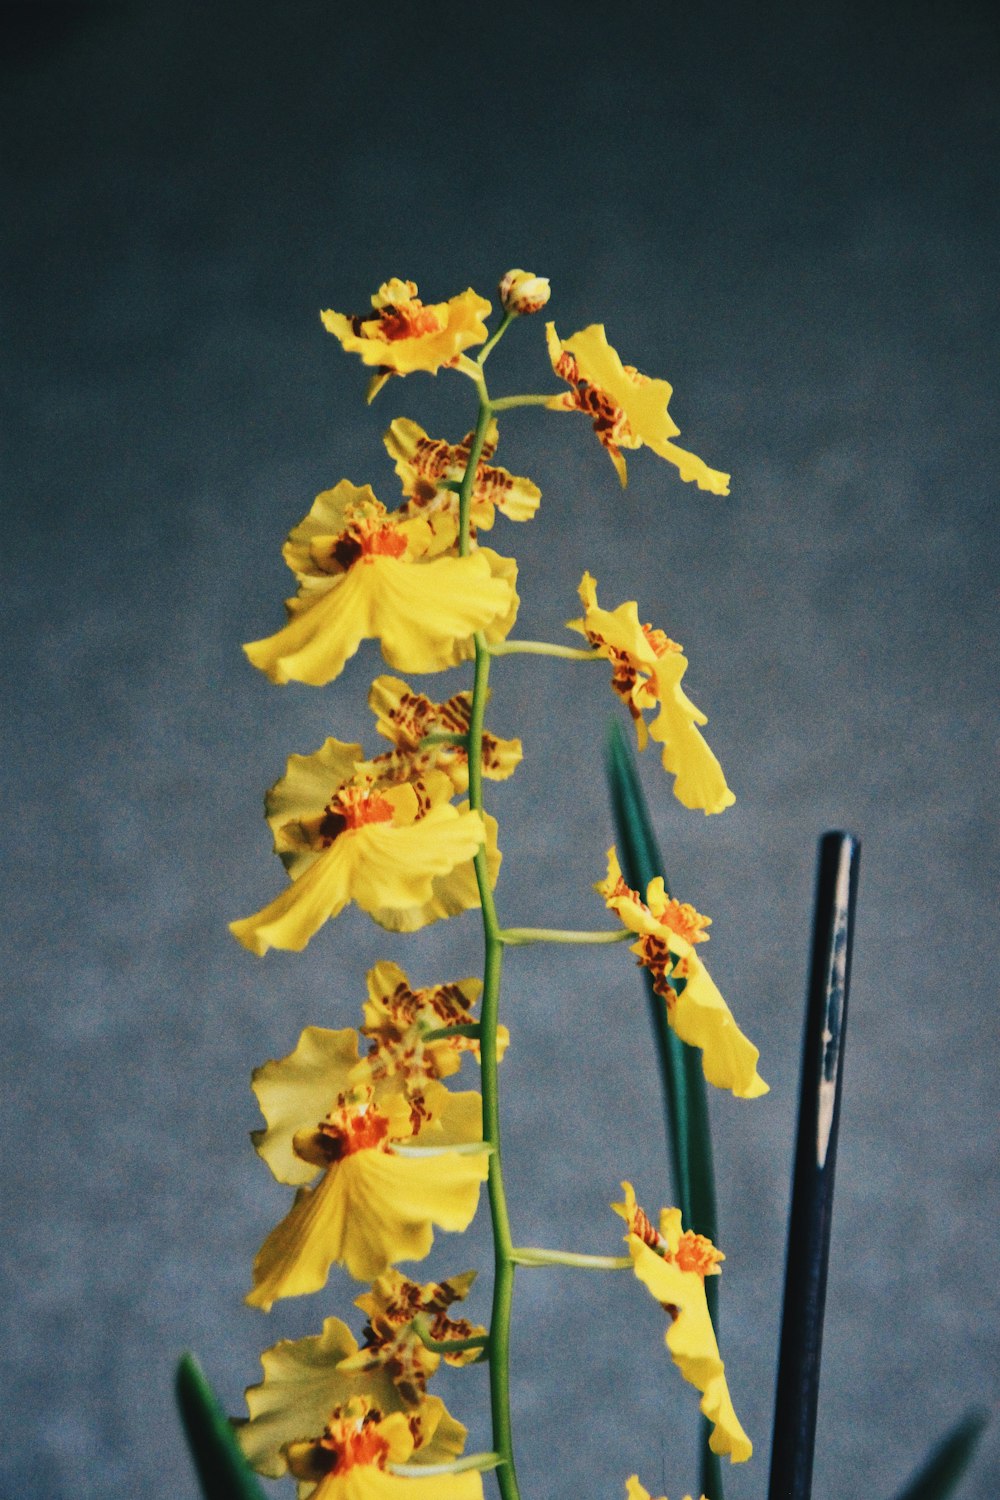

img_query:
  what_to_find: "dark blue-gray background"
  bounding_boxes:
[2,2,997,1497]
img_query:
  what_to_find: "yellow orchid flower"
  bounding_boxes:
[282,1396,483,1500]
[246,1028,488,1300]
[568,572,734,815]
[243,480,518,687]
[367,675,522,794]
[546,322,730,493]
[342,1268,487,1402]
[322,278,492,402]
[625,1480,705,1500]
[230,742,499,954]
[237,1317,468,1477]
[614,1183,752,1464]
[358,960,509,1111]
[597,849,767,1099]
[384,416,541,545]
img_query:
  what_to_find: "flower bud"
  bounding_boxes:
[498,268,551,316]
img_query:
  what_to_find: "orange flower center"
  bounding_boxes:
[295,1096,392,1167]
[313,1413,391,1475]
[642,621,682,656]
[362,294,444,343]
[673,1230,725,1277]
[323,519,408,572]
[316,785,395,844]
[657,899,711,946]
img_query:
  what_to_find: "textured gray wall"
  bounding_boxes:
[2,3,997,1498]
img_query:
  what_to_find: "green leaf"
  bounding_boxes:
[890,1410,988,1500]
[603,718,722,1500]
[175,1352,269,1500]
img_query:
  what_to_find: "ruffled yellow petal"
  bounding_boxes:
[647,652,735,815]
[312,1466,483,1500]
[251,1027,362,1186]
[321,282,491,376]
[546,323,729,494]
[247,1144,489,1302]
[669,953,768,1100]
[230,802,487,955]
[369,806,499,933]
[244,549,517,687]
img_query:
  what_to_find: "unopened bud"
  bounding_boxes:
[498,269,551,316]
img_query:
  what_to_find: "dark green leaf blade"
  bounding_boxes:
[175,1352,268,1500]
[890,1410,988,1500]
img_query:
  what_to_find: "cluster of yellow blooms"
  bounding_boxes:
[230,271,764,1499]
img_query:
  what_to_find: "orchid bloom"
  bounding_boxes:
[366,674,522,794]
[237,1316,469,1478]
[384,417,541,545]
[597,849,767,1099]
[568,572,734,815]
[243,481,518,687]
[230,741,499,954]
[281,1396,483,1500]
[614,1183,752,1463]
[322,278,492,402]
[246,1025,488,1301]
[546,322,729,493]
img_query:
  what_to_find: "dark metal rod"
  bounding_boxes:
[768,831,860,1500]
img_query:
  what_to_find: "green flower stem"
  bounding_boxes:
[488,393,562,411]
[458,397,496,553]
[412,1317,491,1356]
[498,926,632,947]
[477,310,515,366]
[510,1248,632,1270]
[418,731,470,747]
[389,1453,504,1478]
[422,1022,483,1042]
[461,375,521,1500]
[488,640,602,661]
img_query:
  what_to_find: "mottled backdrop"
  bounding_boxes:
[2,3,997,1498]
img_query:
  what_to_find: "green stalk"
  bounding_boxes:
[460,374,521,1500]
[498,926,632,947]
[488,640,601,661]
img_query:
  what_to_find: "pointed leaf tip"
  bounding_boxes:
[890,1409,989,1500]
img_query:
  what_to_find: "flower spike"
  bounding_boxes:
[546,322,729,492]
